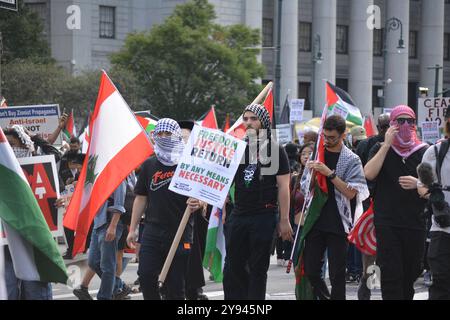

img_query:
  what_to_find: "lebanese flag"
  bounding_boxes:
[63,110,77,139]
[201,106,219,129]
[63,71,153,256]
[348,201,376,256]
[227,87,274,139]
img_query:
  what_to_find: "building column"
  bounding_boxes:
[419,0,444,98]
[349,0,374,117]
[384,0,409,109]
[312,0,336,116]
[244,0,263,84]
[280,0,298,105]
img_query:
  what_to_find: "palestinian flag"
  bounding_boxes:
[326,82,363,126]
[364,115,377,138]
[292,106,329,300]
[348,201,376,256]
[198,106,219,129]
[63,110,77,139]
[0,127,67,285]
[222,114,230,132]
[203,207,226,283]
[136,115,157,134]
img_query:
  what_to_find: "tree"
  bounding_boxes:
[2,61,140,126]
[0,0,52,64]
[111,0,265,122]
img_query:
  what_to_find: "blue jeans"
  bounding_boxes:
[4,250,52,300]
[88,223,124,300]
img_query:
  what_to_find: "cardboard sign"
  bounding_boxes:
[0,104,62,145]
[169,125,246,208]
[418,98,450,129]
[276,124,292,145]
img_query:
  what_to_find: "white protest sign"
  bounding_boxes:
[169,125,246,208]
[276,124,292,145]
[418,98,450,130]
[290,99,305,124]
[0,105,62,145]
[421,121,441,144]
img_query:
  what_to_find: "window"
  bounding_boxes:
[99,6,115,39]
[298,82,311,110]
[372,85,383,110]
[409,31,418,59]
[262,18,273,47]
[445,33,450,61]
[298,22,312,52]
[336,25,349,54]
[373,28,383,56]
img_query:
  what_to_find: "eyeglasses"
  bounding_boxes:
[243,116,259,122]
[322,134,340,142]
[396,118,415,125]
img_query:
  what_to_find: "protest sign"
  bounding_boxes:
[290,99,305,124]
[418,98,450,129]
[0,105,62,145]
[420,121,441,144]
[169,125,246,208]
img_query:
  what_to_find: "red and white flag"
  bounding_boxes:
[0,97,7,108]
[364,114,377,138]
[63,110,77,139]
[227,87,274,139]
[348,201,376,256]
[63,71,153,256]
[201,106,219,129]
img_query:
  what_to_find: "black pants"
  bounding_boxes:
[138,227,191,300]
[223,211,277,300]
[303,227,348,300]
[375,225,426,300]
[428,231,450,300]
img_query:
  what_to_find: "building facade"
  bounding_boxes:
[25,0,450,117]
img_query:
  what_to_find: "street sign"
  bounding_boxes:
[0,0,18,11]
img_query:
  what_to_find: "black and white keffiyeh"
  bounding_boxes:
[152,118,184,166]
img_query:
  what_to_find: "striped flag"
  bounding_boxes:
[63,71,153,256]
[348,202,376,256]
[364,115,377,138]
[136,115,158,135]
[198,106,219,129]
[0,97,7,108]
[63,110,77,140]
[326,82,363,126]
[0,127,67,288]
[203,207,226,282]
[227,86,274,139]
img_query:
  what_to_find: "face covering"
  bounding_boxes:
[153,134,184,166]
[12,146,33,158]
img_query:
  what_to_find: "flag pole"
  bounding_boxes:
[252,82,273,105]
[158,206,192,287]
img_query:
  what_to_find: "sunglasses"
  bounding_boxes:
[396,118,415,125]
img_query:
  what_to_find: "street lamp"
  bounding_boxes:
[311,34,323,115]
[381,17,405,109]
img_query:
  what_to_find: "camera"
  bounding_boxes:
[428,183,450,229]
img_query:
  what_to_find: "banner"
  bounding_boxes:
[169,125,246,208]
[290,99,305,124]
[418,98,450,129]
[0,105,62,145]
[420,121,441,144]
[0,155,63,244]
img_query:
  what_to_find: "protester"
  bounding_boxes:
[222,103,293,300]
[418,106,450,300]
[350,126,367,151]
[356,113,391,166]
[178,120,209,300]
[300,115,369,300]
[365,105,429,300]
[3,125,55,300]
[126,118,204,300]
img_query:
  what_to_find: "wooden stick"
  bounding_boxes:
[158,206,191,286]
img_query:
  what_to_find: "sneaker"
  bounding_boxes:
[113,284,132,300]
[62,251,73,260]
[424,271,433,287]
[357,279,371,300]
[73,286,93,300]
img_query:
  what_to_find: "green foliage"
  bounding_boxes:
[111,0,265,123]
[0,0,52,64]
